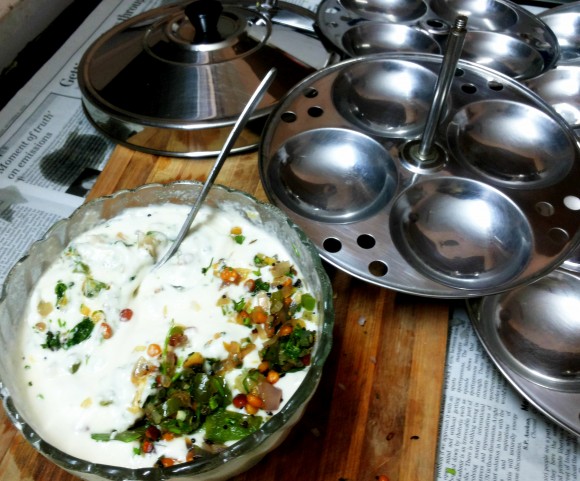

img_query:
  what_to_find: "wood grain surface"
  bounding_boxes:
[0,145,450,481]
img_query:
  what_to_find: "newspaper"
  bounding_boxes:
[436,309,579,480]
[0,1,578,480]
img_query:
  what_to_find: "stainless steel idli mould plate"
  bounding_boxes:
[258,53,580,298]
[315,0,560,80]
[523,3,580,134]
[540,0,580,65]
[525,64,580,130]
[466,265,580,436]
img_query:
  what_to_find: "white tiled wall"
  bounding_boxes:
[0,0,74,71]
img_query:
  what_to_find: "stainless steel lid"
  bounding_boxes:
[78,0,335,157]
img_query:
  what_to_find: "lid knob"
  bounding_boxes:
[184,0,223,44]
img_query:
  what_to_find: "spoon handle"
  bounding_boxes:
[155,67,277,268]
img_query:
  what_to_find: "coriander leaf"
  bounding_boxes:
[41,331,63,351]
[55,281,68,304]
[253,278,270,293]
[232,234,245,245]
[65,317,94,348]
[253,254,267,267]
[65,247,90,274]
[233,298,246,313]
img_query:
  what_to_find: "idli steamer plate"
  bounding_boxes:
[466,262,580,436]
[540,0,580,66]
[258,53,580,298]
[315,0,559,80]
[525,65,580,130]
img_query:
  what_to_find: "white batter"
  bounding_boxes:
[17,202,317,468]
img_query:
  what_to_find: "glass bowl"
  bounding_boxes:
[0,181,334,481]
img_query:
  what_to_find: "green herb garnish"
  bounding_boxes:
[253,278,270,293]
[41,331,62,351]
[41,317,94,351]
[66,317,94,347]
[92,369,232,447]
[82,278,109,298]
[253,254,267,267]
[232,234,245,245]
[201,257,214,275]
[261,326,316,373]
[55,281,68,307]
[232,298,246,313]
[241,369,263,394]
[64,247,90,274]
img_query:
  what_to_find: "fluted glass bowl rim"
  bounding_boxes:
[0,180,334,481]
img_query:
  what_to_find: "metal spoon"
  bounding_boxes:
[154,67,277,268]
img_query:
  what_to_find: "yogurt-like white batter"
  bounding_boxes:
[17,202,317,468]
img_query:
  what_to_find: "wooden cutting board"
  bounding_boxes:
[0,145,450,481]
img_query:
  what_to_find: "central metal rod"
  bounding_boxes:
[417,15,468,161]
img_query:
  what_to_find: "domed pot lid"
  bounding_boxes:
[78,0,336,157]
